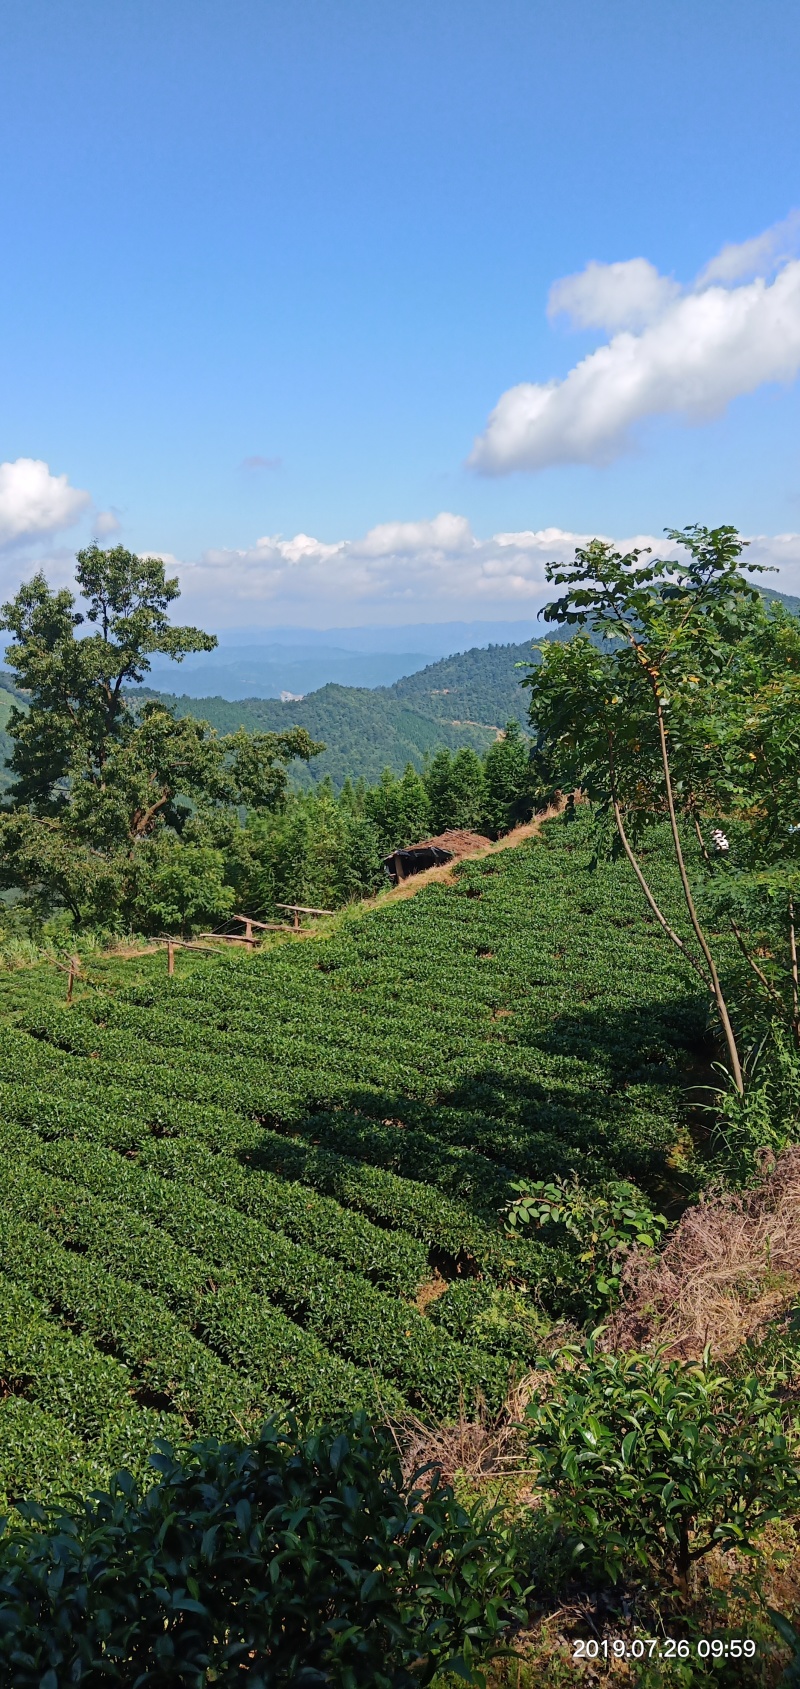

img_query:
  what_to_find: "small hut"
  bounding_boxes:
[383,829,492,885]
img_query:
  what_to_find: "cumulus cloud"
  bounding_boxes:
[0,458,91,549]
[697,209,800,286]
[548,258,681,333]
[470,214,800,475]
[260,532,345,565]
[43,512,796,627]
[174,513,561,622]
[350,512,474,559]
[161,516,800,627]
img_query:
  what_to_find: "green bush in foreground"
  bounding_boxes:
[0,1416,524,1689]
[526,1341,799,1590]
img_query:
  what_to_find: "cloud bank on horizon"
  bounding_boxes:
[469,212,800,474]
[2,469,800,627]
[166,515,800,625]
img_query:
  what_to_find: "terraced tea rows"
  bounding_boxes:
[0,815,708,1505]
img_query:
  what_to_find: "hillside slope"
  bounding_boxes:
[133,682,497,788]
[387,639,534,727]
[0,813,708,1505]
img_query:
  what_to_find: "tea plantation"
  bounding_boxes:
[0,814,708,1509]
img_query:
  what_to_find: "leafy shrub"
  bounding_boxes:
[709,1030,800,1182]
[0,1416,525,1688]
[506,1176,668,1318]
[526,1340,799,1588]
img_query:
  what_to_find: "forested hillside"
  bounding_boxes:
[387,639,534,726]
[132,681,497,788]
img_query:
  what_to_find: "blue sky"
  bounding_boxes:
[1,0,800,626]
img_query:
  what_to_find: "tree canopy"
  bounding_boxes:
[0,547,322,926]
[522,525,800,1094]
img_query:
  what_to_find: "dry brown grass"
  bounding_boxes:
[604,1147,800,1361]
[393,1373,540,1494]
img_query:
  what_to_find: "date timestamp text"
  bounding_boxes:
[573,1638,756,1662]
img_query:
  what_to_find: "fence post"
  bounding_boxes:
[66,955,79,1002]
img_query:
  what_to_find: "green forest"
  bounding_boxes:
[0,535,799,1686]
[131,679,498,790]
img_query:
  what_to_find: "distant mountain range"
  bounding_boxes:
[142,645,433,701]
[2,589,798,794]
[139,618,545,701]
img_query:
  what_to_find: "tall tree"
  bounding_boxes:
[0,548,322,924]
[1,545,217,808]
[482,720,533,835]
[521,525,799,1093]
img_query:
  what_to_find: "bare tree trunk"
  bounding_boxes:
[655,706,743,1093]
[611,792,710,989]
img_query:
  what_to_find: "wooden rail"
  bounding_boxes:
[275,903,334,930]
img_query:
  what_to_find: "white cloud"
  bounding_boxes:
[92,509,122,539]
[471,214,800,474]
[548,258,680,333]
[161,518,800,627]
[697,209,800,286]
[256,532,345,565]
[0,458,91,549]
[10,509,798,627]
[174,514,567,623]
[352,512,475,559]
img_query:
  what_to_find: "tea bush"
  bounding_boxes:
[526,1340,799,1587]
[0,1416,525,1688]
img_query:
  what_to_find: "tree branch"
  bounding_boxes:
[130,789,171,837]
[608,741,711,989]
[654,701,743,1092]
